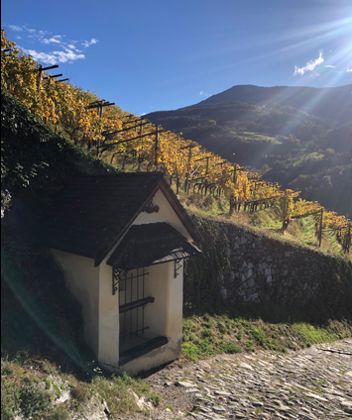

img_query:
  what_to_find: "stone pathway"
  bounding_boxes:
[127,339,352,419]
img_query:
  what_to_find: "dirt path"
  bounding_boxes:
[128,339,352,419]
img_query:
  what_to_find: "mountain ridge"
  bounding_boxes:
[147,83,352,217]
[162,84,352,124]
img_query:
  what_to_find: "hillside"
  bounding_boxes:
[2,93,352,420]
[147,84,352,217]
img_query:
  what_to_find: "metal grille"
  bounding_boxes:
[118,267,150,339]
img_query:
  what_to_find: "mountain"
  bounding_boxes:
[192,84,352,124]
[147,84,352,217]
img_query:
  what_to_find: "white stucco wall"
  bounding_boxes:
[98,261,119,370]
[144,262,168,337]
[133,189,192,240]
[164,260,184,347]
[50,249,100,355]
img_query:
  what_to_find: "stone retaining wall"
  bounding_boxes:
[185,216,352,321]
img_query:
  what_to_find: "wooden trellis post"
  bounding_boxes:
[232,163,238,183]
[195,156,211,176]
[180,144,197,191]
[86,100,115,118]
[137,152,144,171]
[36,64,59,91]
[43,73,63,88]
[154,125,159,167]
[215,160,226,169]
[318,208,324,247]
[343,223,351,254]
[251,180,266,201]
[231,165,247,184]
[102,120,149,137]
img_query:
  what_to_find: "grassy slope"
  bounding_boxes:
[178,191,349,258]
[1,93,351,419]
[1,355,160,420]
[182,315,352,361]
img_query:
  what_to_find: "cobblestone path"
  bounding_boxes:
[133,339,352,419]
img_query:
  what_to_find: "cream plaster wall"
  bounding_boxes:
[133,189,192,240]
[144,263,169,336]
[164,260,184,349]
[98,261,119,370]
[50,249,100,355]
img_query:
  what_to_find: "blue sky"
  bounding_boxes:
[2,0,352,115]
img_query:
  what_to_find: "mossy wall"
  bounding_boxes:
[185,216,352,322]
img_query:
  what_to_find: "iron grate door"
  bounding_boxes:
[117,267,150,339]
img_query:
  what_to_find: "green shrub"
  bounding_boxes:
[90,373,158,416]
[292,323,335,345]
[201,328,212,339]
[19,378,51,419]
[182,342,200,361]
[219,341,242,354]
[1,377,20,420]
[149,393,161,407]
[250,326,271,348]
[47,405,71,420]
[71,382,90,402]
[245,339,254,351]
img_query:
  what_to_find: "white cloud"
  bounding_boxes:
[294,51,324,76]
[8,24,23,32]
[7,24,98,65]
[325,64,335,69]
[82,38,98,47]
[24,48,85,65]
[347,68,352,73]
[42,35,63,45]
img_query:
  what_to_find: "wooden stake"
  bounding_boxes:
[181,144,197,191]
[344,223,351,254]
[318,208,324,247]
[195,156,211,175]
[232,163,237,183]
[36,64,59,91]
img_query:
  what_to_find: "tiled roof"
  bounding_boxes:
[42,173,163,264]
[107,222,200,269]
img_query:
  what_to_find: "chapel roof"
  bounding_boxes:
[107,222,200,269]
[41,172,196,265]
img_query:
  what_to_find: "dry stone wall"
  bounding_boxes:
[185,216,352,321]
